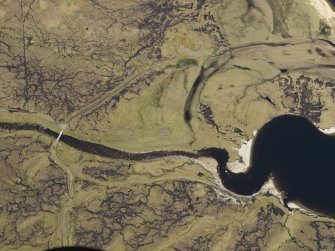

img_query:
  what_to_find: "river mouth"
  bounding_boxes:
[64,115,335,217]
[216,114,335,217]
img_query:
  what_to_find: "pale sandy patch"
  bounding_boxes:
[260,178,281,197]
[227,130,257,173]
[309,0,335,23]
[194,157,223,188]
[286,202,320,216]
[319,124,335,134]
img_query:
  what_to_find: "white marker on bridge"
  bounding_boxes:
[57,130,64,142]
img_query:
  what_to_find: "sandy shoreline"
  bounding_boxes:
[221,121,335,214]
[319,124,335,134]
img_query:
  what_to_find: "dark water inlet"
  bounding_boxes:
[218,114,335,217]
